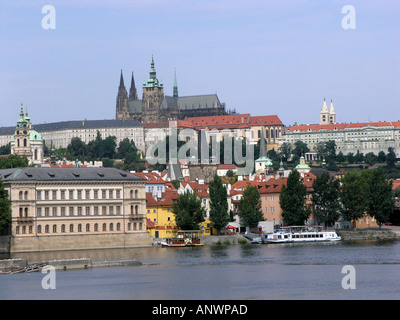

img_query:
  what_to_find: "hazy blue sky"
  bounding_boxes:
[0,0,399,128]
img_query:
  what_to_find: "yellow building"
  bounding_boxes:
[146,191,212,238]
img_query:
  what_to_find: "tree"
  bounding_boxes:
[377,151,386,163]
[172,191,205,230]
[0,154,30,169]
[280,169,311,225]
[340,171,369,230]
[324,140,337,163]
[209,175,229,234]
[279,142,292,161]
[67,137,87,159]
[364,152,377,166]
[386,147,396,167]
[238,185,263,228]
[293,141,309,158]
[366,167,394,228]
[312,172,341,228]
[0,180,11,233]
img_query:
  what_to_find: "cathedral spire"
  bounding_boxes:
[119,69,125,89]
[173,68,178,98]
[129,71,138,101]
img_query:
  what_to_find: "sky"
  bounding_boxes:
[0,0,399,128]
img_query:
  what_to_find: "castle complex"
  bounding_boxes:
[115,56,229,123]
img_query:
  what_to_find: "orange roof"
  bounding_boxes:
[288,121,400,133]
[186,114,250,129]
[248,115,284,126]
[131,171,165,183]
[146,218,155,229]
[146,190,180,207]
[217,164,237,170]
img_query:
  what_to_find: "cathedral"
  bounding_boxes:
[115,56,229,123]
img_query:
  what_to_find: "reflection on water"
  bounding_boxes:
[1,240,400,300]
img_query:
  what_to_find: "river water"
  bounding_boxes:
[1,240,400,300]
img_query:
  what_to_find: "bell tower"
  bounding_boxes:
[142,56,164,123]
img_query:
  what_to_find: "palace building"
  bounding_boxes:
[0,167,151,252]
[115,56,229,123]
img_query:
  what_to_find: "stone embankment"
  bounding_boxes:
[338,226,400,241]
[0,258,142,274]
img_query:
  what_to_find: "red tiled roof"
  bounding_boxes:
[146,218,155,229]
[248,115,284,126]
[217,164,237,170]
[288,121,400,133]
[146,190,180,207]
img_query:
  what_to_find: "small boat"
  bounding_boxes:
[243,232,262,244]
[161,230,204,248]
[262,225,341,244]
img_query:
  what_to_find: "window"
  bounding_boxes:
[61,190,65,199]
[94,190,98,199]
[102,223,107,231]
[78,207,82,216]
[117,223,121,231]
[45,225,49,233]
[109,190,113,199]
[77,190,82,199]
[69,190,74,199]
[52,190,57,200]
[24,191,28,200]
[85,190,90,199]
[86,207,90,216]
[102,206,107,215]
[102,190,106,199]
[94,223,98,232]
[45,191,49,200]
[130,190,133,198]
[61,224,66,233]
[110,223,114,231]
[37,208,42,217]
[116,206,121,215]
[37,191,41,200]
[52,207,57,216]
[135,190,138,198]
[69,207,74,216]
[94,206,99,215]
[70,224,74,232]
[37,225,42,233]
[61,207,66,216]
[86,224,90,232]
[78,224,82,232]
[45,207,50,216]
[116,190,121,199]
[109,206,114,215]
[53,225,57,233]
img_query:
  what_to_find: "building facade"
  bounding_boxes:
[282,121,400,158]
[0,167,151,252]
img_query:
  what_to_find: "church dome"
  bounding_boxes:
[29,130,43,141]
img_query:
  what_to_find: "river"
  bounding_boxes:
[1,239,400,300]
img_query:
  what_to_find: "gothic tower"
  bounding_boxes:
[173,68,178,99]
[142,56,165,123]
[329,99,336,124]
[115,70,129,120]
[129,71,138,101]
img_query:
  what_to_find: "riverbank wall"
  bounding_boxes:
[338,227,400,241]
[0,257,142,273]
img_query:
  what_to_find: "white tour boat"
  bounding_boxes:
[261,225,341,244]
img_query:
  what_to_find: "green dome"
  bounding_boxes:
[29,130,43,141]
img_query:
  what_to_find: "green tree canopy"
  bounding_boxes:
[366,167,394,227]
[0,180,11,233]
[238,185,263,228]
[0,154,30,169]
[312,171,341,228]
[172,191,205,230]
[209,175,229,233]
[280,169,311,225]
[340,171,369,229]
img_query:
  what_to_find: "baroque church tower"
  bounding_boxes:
[141,56,165,123]
[11,105,44,165]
